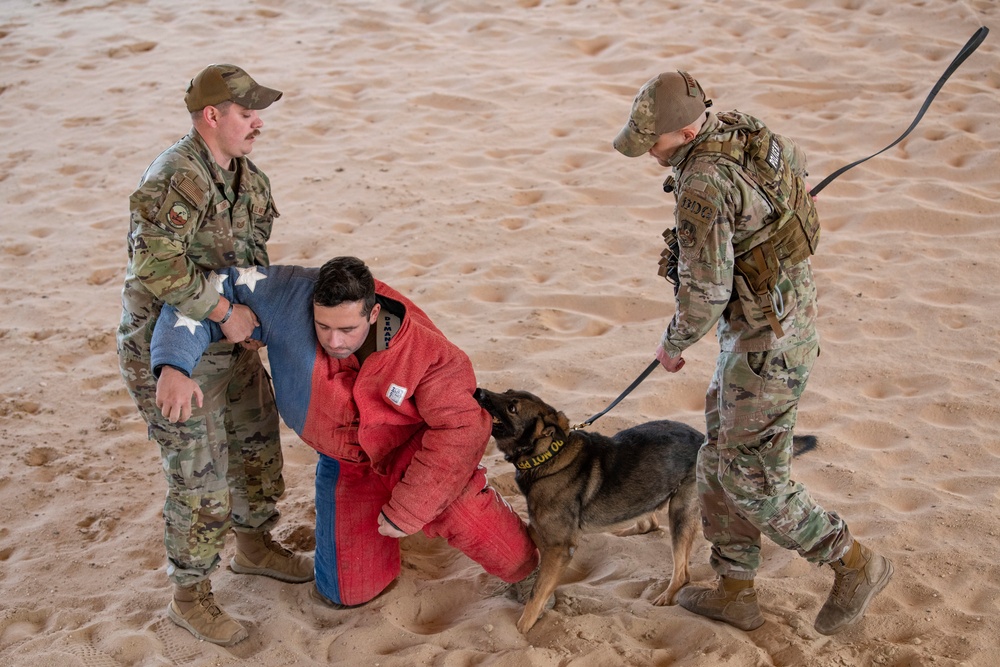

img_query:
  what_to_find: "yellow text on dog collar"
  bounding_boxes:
[515,439,565,470]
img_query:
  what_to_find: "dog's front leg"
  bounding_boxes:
[653,491,699,606]
[517,544,572,633]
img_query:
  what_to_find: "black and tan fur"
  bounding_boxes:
[474,387,704,633]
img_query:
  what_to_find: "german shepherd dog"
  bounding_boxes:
[473,387,704,633]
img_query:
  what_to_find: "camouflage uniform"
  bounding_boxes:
[117,129,283,586]
[661,112,854,579]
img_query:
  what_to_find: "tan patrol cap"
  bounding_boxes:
[184,64,283,113]
[613,71,711,158]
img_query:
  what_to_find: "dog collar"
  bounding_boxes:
[515,439,565,470]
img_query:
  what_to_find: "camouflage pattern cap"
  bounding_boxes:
[613,71,711,158]
[184,64,283,113]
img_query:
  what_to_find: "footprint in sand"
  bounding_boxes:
[150,617,212,665]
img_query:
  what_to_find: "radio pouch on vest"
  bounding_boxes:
[658,227,680,295]
[733,242,784,337]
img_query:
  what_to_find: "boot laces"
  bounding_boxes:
[263,533,294,558]
[830,562,858,603]
[197,592,224,619]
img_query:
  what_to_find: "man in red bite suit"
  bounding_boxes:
[152,257,539,607]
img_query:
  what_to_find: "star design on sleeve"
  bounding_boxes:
[235,266,268,292]
[173,314,203,335]
[208,271,228,295]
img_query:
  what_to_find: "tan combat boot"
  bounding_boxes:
[676,576,765,631]
[167,579,248,646]
[230,530,314,583]
[814,540,893,635]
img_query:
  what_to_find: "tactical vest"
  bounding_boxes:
[659,112,820,337]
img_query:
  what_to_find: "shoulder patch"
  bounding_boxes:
[677,218,697,248]
[166,201,191,228]
[155,192,197,233]
[685,178,709,193]
[677,189,718,227]
[675,182,720,257]
[169,173,209,208]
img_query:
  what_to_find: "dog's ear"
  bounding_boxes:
[533,417,565,444]
[556,410,570,432]
[536,411,569,440]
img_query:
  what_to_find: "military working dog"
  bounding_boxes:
[473,387,704,633]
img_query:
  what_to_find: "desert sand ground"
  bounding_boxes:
[1,0,998,665]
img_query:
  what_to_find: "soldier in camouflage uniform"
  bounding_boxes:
[613,71,892,635]
[117,64,312,646]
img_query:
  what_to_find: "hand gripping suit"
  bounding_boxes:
[150,265,539,604]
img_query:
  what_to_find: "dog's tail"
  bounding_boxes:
[792,435,818,456]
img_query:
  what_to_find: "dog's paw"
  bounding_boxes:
[517,609,542,634]
[653,580,685,606]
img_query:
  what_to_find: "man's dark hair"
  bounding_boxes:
[314,256,377,316]
[190,100,234,123]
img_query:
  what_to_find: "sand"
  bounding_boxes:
[1,0,998,665]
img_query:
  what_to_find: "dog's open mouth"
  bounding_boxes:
[486,413,513,441]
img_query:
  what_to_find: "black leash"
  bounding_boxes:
[809,25,989,197]
[574,359,660,429]
[580,26,989,430]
